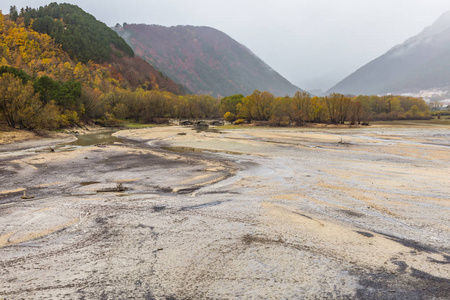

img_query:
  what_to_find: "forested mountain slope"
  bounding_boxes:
[114,24,303,97]
[8,3,184,94]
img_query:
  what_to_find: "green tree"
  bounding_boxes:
[220,94,244,115]
[28,3,134,63]
[323,93,351,124]
[9,6,19,22]
[0,66,31,83]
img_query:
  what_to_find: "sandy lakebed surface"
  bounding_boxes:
[0,124,449,299]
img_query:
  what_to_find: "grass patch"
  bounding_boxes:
[122,123,159,129]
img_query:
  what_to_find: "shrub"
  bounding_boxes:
[224,112,236,122]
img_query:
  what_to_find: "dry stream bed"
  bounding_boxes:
[0,125,449,299]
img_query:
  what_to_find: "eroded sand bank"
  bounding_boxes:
[0,125,449,299]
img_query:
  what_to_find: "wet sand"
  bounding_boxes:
[0,125,449,299]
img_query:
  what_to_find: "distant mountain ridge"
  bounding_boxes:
[113,24,303,97]
[328,11,450,95]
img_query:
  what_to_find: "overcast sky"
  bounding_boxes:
[1,1,450,91]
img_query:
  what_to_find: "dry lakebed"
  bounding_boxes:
[0,124,449,299]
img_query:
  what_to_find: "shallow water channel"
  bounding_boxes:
[67,130,121,147]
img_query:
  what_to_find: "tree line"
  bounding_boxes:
[0,66,220,129]
[221,91,431,126]
[1,64,431,130]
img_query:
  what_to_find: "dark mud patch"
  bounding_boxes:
[355,231,374,238]
[199,190,240,195]
[356,266,450,300]
[80,181,100,186]
[136,224,154,230]
[176,187,201,194]
[0,161,19,179]
[0,187,44,205]
[153,186,173,193]
[153,206,166,212]
[95,217,108,225]
[392,260,408,273]
[102,153,187,171]
[427,254,450,265]
[291,211,313,220]
[339,209,365,218]
[181,200,231,211]
[376,232,441,254]
[97,183,128,193]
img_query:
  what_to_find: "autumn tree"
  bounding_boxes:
[322,93,351,124]
[309,96,324,123]
[0,73,59,129]
[239,90,274,121]
[385,96,404,119]
[291,91,312,124]
[349,97,363,124]
[79,86,103,121]
[270,96,292,126]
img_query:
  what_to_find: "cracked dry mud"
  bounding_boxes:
[0,125,449,299]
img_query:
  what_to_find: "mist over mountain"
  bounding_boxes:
[328,11,450,95]
[113,24,303,97]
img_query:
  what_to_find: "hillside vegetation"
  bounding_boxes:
[0,5,189,130]
[22,2,134,63]
[114,24,303,97]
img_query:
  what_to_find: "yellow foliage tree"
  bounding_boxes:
[0,73,59,129]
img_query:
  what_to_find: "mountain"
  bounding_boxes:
[113,24,303,97]
[328,11,450,95]
[18,3,184,94]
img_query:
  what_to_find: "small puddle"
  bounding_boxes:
[51,131,122,153]
[68,131,121,147]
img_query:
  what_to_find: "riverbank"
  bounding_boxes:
[1,124,449,299]
[0,124,116,146]
[2,118,447,146]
